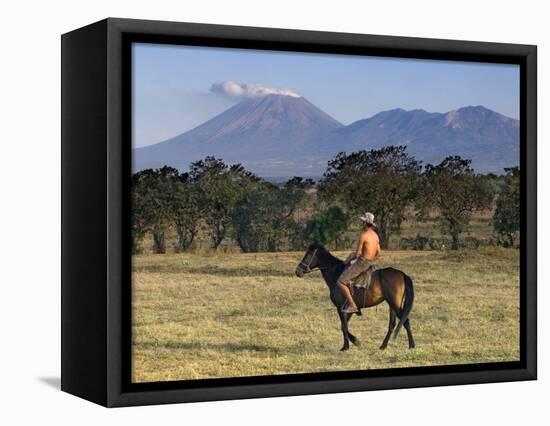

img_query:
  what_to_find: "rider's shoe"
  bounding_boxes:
[342,305,359,314]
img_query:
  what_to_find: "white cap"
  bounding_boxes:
[358,212,376,226]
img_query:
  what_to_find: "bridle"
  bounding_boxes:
[298,248,318,274]
[298,248,338,274]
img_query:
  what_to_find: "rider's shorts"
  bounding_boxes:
[338,257,372,286]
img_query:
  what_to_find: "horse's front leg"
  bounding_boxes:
[346,314,361,346]
[338,310,351,351]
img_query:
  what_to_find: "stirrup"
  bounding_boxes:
[342,304,359,314]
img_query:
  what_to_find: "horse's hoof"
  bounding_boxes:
[352,339,361,347]
[340,347,349,352]
[379,345,387,350]
[409,344,416,349]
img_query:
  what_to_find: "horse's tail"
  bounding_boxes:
[393,273,414,340]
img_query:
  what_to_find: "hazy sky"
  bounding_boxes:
[132,42,520,148]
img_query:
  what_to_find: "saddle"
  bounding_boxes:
[352,264,377,289]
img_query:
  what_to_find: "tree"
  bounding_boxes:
[280,177,315,218]
[493,167,520,247]
[131,172,149,254]
[319,146,421,248]
[131,167,177,253]
[190,157,259,249]
[421,156,495,250]
[280,177,315,250]
[306,206,348,249]
[232,183,286,252]
[231,177,314,252]
[170,172,201,251]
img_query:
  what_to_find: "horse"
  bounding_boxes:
[295,242,415,352]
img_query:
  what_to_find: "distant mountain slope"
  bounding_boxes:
[133,94,342,176]
[133,95,519,177]
[326,106,519,172]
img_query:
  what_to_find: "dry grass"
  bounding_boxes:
[131,247,519,383]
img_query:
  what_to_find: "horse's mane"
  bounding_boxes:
[315,243,345,265]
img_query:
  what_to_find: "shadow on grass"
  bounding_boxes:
[134,265,297,277]
[137,340,280,353]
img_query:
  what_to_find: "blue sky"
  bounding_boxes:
[132,42,520,148]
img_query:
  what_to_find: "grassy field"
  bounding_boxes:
[131,247,519,383]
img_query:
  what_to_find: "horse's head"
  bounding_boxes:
[295,242,323,277]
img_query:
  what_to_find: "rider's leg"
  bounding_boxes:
[338,281,358,310]
[338,262,363,313]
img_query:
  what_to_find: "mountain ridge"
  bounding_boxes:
[133,95,519,176]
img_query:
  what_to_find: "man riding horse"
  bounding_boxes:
[338,212,380,314]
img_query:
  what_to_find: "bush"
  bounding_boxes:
[399,234,432,250]
[462,236,481,249]
[428,237,449,250]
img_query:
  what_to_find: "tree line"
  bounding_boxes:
[132,146,520,254]
[132,157,314,254]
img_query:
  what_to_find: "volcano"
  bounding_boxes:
[133,94,342,176]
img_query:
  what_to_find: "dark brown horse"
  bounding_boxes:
[295,242,415,351]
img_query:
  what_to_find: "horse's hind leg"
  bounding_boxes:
[380,308,396,350]
[404,318,415,349]
[338,310,351,352]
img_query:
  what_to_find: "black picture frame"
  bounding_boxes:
[61,17,537,407]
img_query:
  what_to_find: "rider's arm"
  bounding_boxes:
[344,252,355,263]
[344,237,362,263]
[354,234,367,259]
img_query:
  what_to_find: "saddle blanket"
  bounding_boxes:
[352,265,377,289]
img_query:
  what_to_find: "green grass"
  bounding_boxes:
[131,247,519,383]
